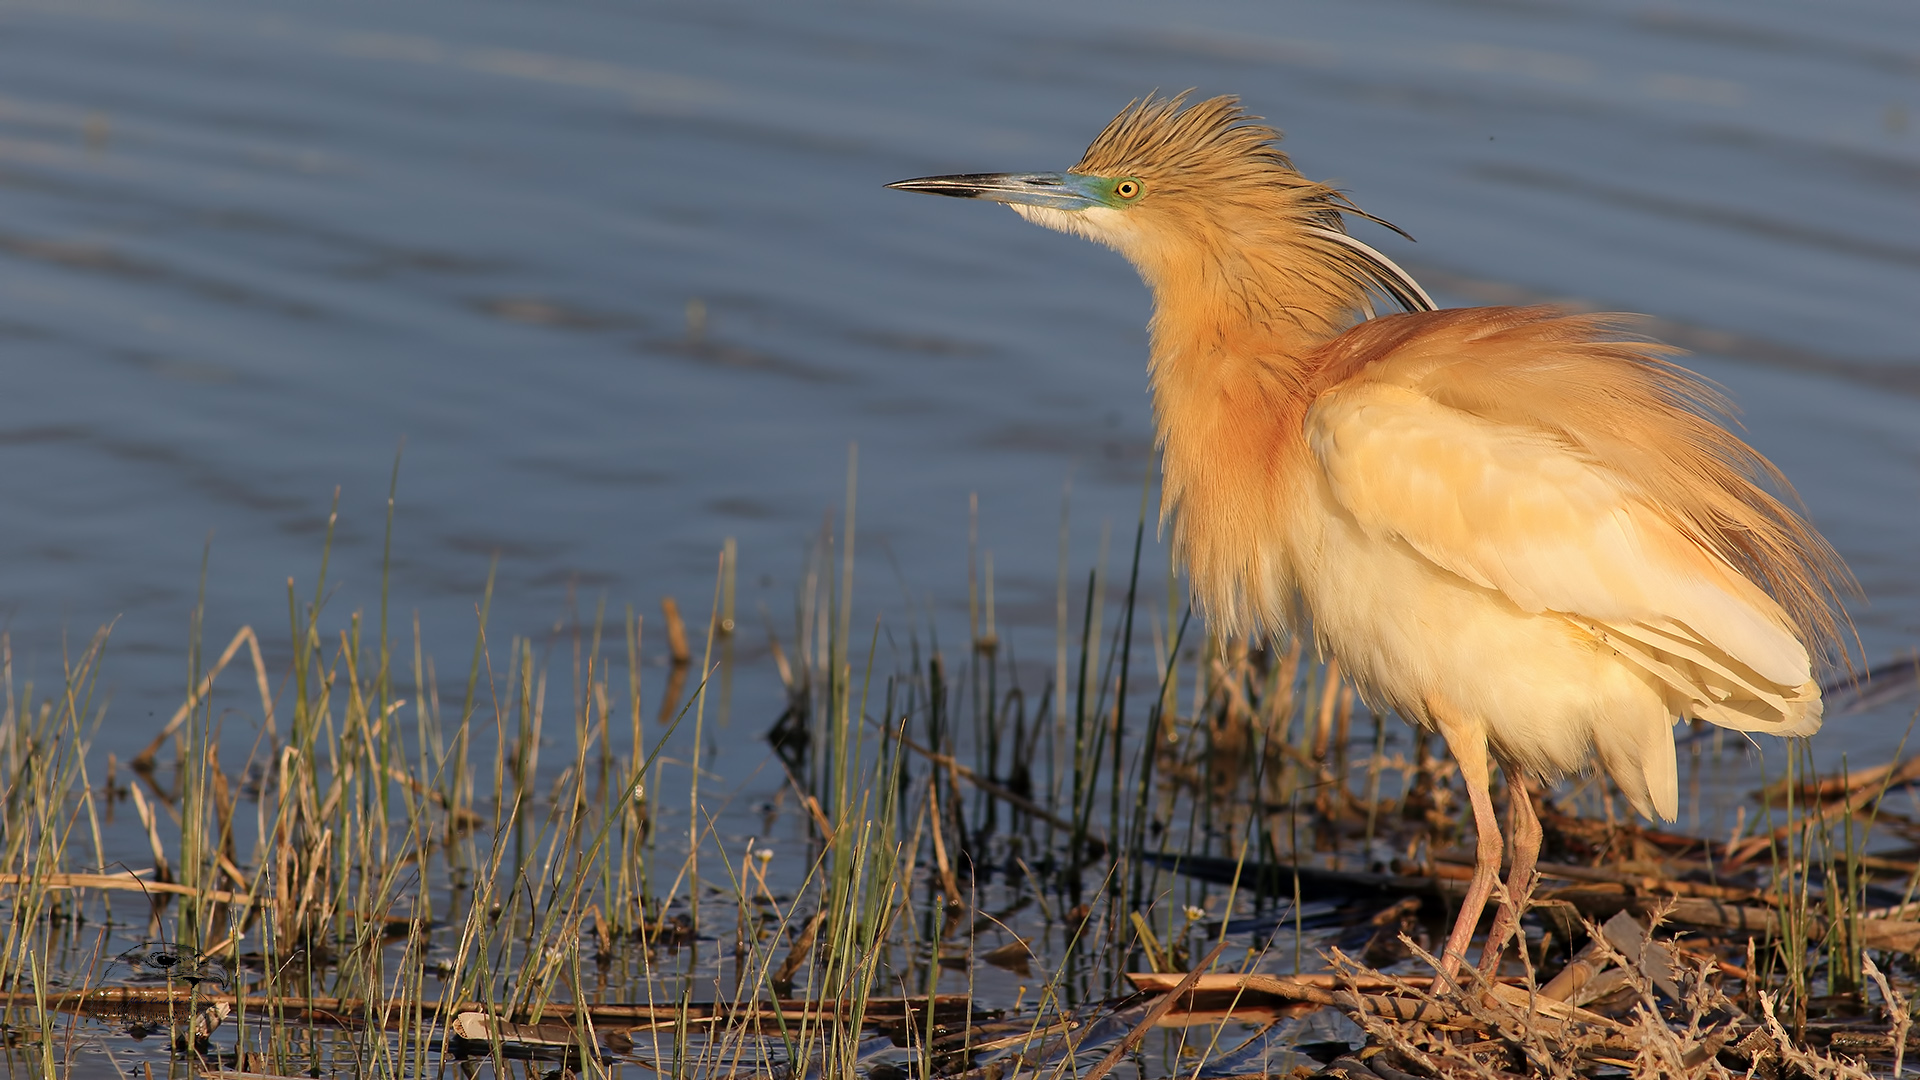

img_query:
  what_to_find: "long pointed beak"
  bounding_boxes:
[886,171,1102,211]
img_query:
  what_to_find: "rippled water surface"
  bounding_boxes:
[2,0,1917,785]
[3,1,1919,1075]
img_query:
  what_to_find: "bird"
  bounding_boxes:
[889,93,1852,978]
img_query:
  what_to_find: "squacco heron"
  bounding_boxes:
[889,94,1850,977]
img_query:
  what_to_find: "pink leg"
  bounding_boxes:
[1431,707,1501,982]
[1480,775,1542,974]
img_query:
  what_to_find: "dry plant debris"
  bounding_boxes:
[2,517,1918,1079]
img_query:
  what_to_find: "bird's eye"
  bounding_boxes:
[1114,179,1141,200]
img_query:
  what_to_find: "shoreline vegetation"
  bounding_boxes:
[1,476,1916,1079]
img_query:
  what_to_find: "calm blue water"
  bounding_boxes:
[0,0,1916,771]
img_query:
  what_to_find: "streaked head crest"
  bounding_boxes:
[1072,93,1297,192]
[1068,93,1435,315]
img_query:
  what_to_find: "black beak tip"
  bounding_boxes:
[885,175,991,199]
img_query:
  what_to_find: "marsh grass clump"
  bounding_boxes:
[0,482,1910,1078]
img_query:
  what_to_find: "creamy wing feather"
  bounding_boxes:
[1305,381,1815,722]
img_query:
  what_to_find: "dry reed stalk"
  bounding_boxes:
[772,910,826,987]
[926,780,964,916]
[127,782,171,883]
[1311,657,1342,763]
[660,596,690,665]
[1724,758,1920,869]
[893,727,1092,843]
[0,872,258,907]
[1080,942,1225,1080]
[4,986,977,1027]
[1128,971,1527,993]
[1769,753,1920,802]
[130,627,274,772]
